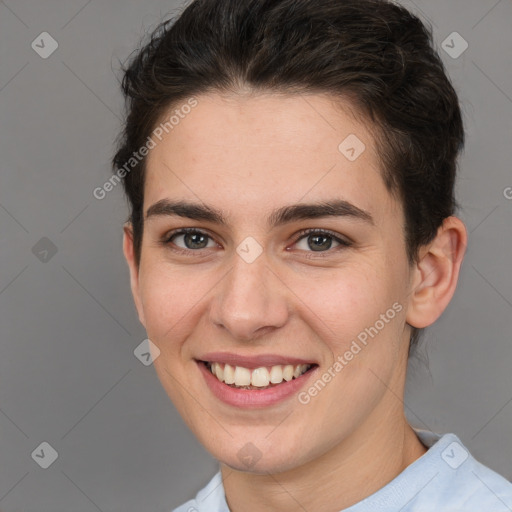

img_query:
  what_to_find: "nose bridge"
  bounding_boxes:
[209,248,288,340]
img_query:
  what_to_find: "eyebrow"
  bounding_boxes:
[145,198,375,228]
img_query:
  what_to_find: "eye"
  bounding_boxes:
[161,227,352,257]
[163,228,218,253]
[291,228,352,255]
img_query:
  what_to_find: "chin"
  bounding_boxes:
[220,455,297,475]
[211,439,306,475]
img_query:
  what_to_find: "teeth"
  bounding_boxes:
[214,362,224,382]
[224,363,235,384]
[234,366,251,386]
[207,361,312,388]
[283,364,294,381]
[251,367,270,387]
[269,365,283,384]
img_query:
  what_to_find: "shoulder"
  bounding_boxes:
[409,431,512,511]
[171,498,199,512]
[346,430,512,511]
[171,471,228,512]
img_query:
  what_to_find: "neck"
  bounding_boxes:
[221,387,427,512]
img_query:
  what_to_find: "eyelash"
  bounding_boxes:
[161,227,352,258]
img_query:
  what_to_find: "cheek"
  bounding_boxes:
[289,262,404,367]
[293,264,384,329]
[137,265,209,353]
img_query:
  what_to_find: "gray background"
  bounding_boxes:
[0,0,511,510]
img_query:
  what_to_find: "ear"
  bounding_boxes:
[122,223,146,328]
[406,216,468,329]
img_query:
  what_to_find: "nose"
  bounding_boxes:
[208,249,289,341]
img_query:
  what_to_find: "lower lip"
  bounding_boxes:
[197,360,318,408]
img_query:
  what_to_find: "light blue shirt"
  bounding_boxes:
[172,429,512,511]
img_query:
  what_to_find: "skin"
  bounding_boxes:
[123,92,467,512]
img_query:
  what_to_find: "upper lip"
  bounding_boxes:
[197,352,318,369]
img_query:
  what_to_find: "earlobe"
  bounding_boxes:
[122,223,146,328]
[406,216,467,329]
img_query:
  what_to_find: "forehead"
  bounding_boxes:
[143,92,399,225]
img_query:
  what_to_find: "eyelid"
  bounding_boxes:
[291,228,352,247]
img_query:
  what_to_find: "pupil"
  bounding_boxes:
[309,234,331,251]
[186,232,207,249]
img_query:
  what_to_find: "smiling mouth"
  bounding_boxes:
[201,361,317,390]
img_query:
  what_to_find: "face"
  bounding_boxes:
[124,92,418,473]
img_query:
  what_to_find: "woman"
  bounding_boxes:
[112,0,512,510]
